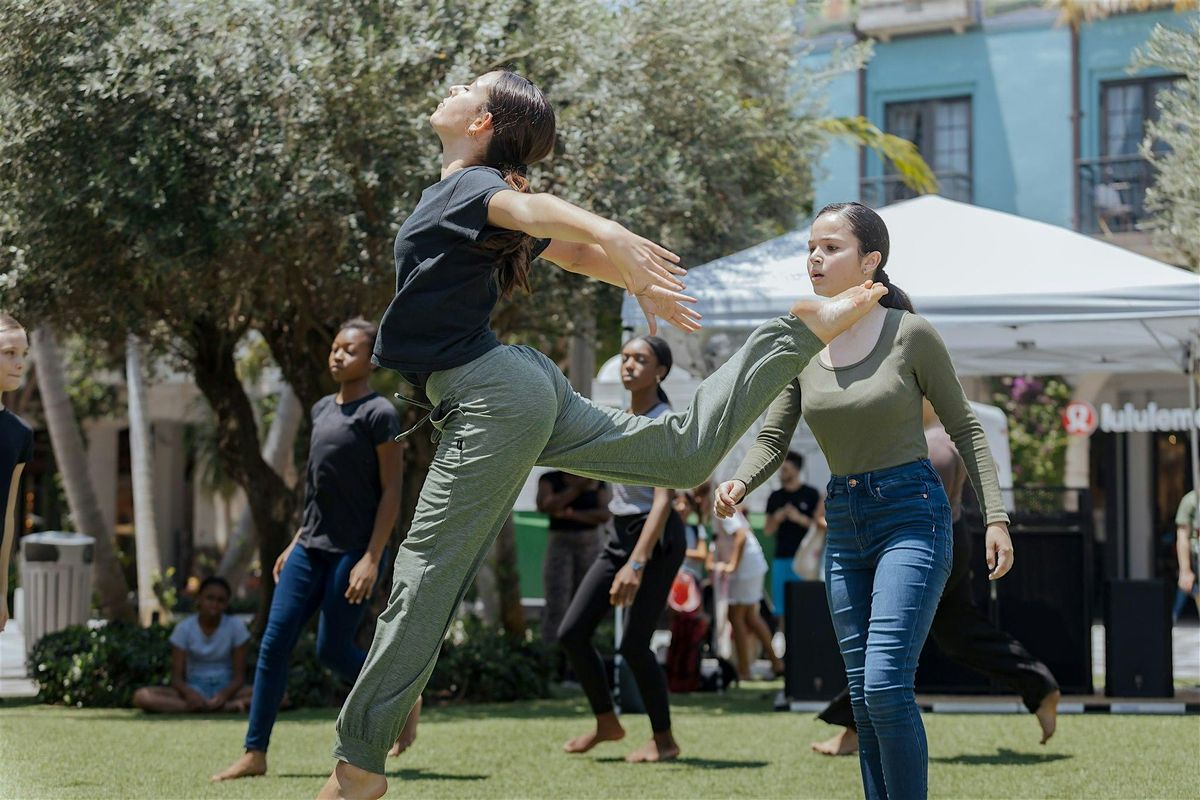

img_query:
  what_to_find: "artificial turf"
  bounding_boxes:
[1,682,1196,799]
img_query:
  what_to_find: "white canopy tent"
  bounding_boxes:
[622,195,1199,378]
[620,195,1200,496]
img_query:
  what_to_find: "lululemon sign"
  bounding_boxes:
[1063,402,1098,436]
[1062,400,1200,435]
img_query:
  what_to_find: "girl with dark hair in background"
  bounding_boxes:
[213,318,410,782]
[319,69,886,799]
[557,335,686,763]
[133,576,254,713]
[716,202,1013,800]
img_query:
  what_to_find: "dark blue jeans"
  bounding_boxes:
[244,544,374,752]
[824,459,953,800]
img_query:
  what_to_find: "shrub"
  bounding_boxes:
[28,622,172,707]
[424,617,553,704]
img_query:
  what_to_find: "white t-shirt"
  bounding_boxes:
[169,614,251,683]
[713,510,769,579]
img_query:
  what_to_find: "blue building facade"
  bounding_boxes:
[806,0,1195,257]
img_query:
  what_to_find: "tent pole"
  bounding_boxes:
[1190,333,1200,495]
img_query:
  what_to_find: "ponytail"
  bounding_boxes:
[871,266,916,313]
[477,70,556,299]
[817,202,916,313]
[481,166,537,297]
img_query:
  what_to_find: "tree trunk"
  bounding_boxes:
[29,327,134,622]
[217,383,303,587]
[492,513,526,639]
[567,308,596,399]
[186,321,294,629]
[125,334,165,625]
[472,514,526,638]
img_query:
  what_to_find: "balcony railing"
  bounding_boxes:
[1076,155,1154,236]
[859,172,972,208]
[857,0,975,40]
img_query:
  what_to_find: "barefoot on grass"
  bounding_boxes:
[810,727,858,757]
[625,733,680,763]
[563,713,626,754]
[791,281,889,344]
[388,697,422,757]
[315,761,387,800]
[1036,689,1060,744]
[210,750,267,782]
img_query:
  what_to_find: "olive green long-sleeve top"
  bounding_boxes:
[733,308,1009,526]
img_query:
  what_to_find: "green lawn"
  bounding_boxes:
[1,683,1196,799]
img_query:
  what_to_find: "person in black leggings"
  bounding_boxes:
[558,335,686,763]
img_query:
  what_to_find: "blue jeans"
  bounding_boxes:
[772,557,803,614]
[824,459,953,800]
[245,544,375,752]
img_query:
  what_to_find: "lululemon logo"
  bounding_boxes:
[1062,401,1098,436]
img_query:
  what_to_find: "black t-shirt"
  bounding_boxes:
[298,393,402,553]
[1,409,33,538]
[374,166,550,376]
[766,484,821,560]
[540,471,607,532]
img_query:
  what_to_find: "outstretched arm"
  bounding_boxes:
[488,190,701,334]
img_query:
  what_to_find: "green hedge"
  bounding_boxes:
[29,615,551,708]
[423,617,552,704]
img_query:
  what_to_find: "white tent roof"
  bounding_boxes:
[622,196,1200,376]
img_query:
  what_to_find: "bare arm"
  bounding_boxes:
[487,190,700,335]
[0,464,23,631]
[610,487,674,607]
[208,641,249,708]
[346,441,404,604]
[722,527,749,573]
[169,646,205,709]
[1178,524,1195,593]
[536,475,583,515]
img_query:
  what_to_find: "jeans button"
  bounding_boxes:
[848,478,858,487]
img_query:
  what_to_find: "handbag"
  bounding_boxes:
[791,525,826,581]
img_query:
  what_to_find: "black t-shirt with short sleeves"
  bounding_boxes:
[765,484,821,560]
[374,166,550,376]
[539,471,607,532]
[1,409,33,538]
[298,393,402,553]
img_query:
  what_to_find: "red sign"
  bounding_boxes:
[1062,401,1098,436]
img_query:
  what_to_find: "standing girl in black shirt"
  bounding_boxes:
[213,319,409,783]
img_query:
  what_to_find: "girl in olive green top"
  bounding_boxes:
[715,203,1013,800]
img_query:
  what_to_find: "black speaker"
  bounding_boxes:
[993,523,1094,694]
[784,581,847,701]
[1105,579,1173,697]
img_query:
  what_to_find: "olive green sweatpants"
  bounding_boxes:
[332,315,822,773]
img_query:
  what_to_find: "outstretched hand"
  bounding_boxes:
[599,227,701,335]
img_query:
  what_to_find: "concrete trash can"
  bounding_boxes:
[19,532,96,654]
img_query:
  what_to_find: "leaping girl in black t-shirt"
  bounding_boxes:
[319,69,886,799]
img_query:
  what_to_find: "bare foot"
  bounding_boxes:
[791,281,889,344]
[210,750,267,782]
[625,732,681,763]
[1036,690,1060,744]
[563,712,626,754]
[315,761,387,800]
[388,697,422,757]
[810,727,858,756]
